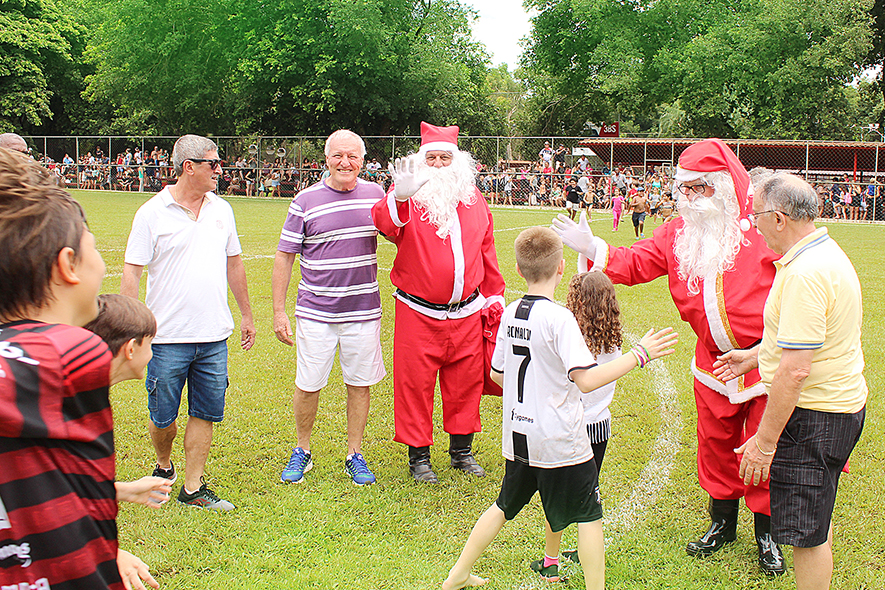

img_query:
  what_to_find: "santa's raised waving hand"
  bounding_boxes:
[389,156,430,201]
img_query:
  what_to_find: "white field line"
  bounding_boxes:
[241,254,276,260]
[494,225,537,233]
[603,331,682,545]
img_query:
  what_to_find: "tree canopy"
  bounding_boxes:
[81,0,500,136]
[522,0,875,139]
[3,0,885,139]
[0,0,87,132]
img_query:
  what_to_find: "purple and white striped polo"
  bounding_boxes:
[278,179,383,323]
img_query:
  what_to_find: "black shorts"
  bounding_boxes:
[496,458,603,533]
[632,211,646,226]
[770,406,865,548]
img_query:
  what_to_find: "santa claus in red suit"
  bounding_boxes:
[372,122,505,483]
[554,139,786,576]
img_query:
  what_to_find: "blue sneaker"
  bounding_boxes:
[281,447,313,483]
[345,452,376,486]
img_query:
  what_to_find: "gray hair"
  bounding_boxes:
[757,173,819,221]
[172,134,218,176]
[324,129,366,158]
[747,166,774,186]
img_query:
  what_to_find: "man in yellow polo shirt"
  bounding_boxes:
[714,173,866,590]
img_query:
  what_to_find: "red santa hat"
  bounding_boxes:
[675,138,753,231]
[418,121,459,155]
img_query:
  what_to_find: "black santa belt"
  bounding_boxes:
[396,288,480,313]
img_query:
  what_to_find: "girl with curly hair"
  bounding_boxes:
[530,270,624,582]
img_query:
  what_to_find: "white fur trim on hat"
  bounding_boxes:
[674,166,706,182]
[419,141,459,155]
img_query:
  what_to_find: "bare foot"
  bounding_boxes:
[441,572,488,590]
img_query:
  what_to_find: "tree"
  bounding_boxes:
[231,0,496,135]
[863,0,885,128]
[0,0,87,133]
[522,0,873,139]
[486,64,524,136]
[661,0,871,138]
[83,0,242,135]
[82,0,498,136]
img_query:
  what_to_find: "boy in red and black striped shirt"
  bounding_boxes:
[0,148,155,590]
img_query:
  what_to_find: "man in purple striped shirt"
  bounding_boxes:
[272,130,386,486]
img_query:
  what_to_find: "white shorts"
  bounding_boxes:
[295,318,386,391]
[565,201,576,210]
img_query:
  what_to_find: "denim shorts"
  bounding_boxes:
[146,340,229,428]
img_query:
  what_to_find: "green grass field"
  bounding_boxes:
[73,190,884,590]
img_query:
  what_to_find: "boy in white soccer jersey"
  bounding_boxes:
[441,227,677,590]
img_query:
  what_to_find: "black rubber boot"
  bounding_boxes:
[449,434,486,477]
[408,445,438,483]
[686,498,739,556]
[754,513,786,576]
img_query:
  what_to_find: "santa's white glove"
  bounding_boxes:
[389,157,430,202]
[552,210,596,259]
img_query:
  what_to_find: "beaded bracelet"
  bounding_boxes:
[631,348,647,369]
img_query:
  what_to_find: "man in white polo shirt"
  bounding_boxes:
[122,134,256,511]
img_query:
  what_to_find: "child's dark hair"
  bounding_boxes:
[566,271,622,355]
[84,294,156,355]
[0,148,87,322]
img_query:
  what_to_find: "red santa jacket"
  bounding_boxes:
[582,217,778,403]
[372,188,505,309]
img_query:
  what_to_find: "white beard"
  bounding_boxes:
[673,172,743,295]
[410,151,478,239]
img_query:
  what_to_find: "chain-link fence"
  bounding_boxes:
[20,135,885,221]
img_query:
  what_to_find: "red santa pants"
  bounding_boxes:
[392,300,483,447]
[694,380,770,515]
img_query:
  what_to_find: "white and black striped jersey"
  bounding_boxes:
[491,295,597,468]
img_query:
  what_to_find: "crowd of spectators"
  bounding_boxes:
[40,146,173,192]
[474,151,677,222]
[812,174,884,221]
[27,142,885,223]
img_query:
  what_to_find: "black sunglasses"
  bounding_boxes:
[188,158,224,169]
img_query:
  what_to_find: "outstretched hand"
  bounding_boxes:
[712,347,759,382]
[552,210,596,258]
[638,327,678,361]
[389,156,430,201]
[115,476,172,508]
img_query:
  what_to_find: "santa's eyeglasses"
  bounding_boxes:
[675,182,713,195]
